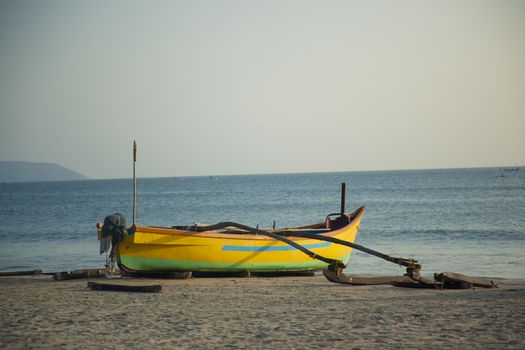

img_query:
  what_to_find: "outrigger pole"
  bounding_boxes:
[132,140,137,226]
[277,230,421,272]
[196,221,419,272]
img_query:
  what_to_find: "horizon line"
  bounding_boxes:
[70,164,525,182]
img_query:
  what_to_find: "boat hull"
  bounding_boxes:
[115,207,365,273]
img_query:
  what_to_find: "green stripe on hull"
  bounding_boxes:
[120,254,351,272]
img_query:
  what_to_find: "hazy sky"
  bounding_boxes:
[1,0,524,179]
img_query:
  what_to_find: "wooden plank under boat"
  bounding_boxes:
[98,206,365,274]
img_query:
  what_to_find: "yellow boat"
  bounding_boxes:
[97,143,365,276]
[97,206,365,275]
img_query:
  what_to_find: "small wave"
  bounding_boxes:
[0,265,32,271]
[383,228,524,241]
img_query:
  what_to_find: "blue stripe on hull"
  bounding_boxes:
[222,242,331,252]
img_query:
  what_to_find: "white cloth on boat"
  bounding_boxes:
[100,236,111,255]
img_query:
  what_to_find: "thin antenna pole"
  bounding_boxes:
[132,141,137,226]
[340,182,346,215]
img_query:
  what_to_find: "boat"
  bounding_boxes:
[96,142,365,276]
[98,205,365,276]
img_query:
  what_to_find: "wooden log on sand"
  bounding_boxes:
[408,274,445,288]
[323,269,419,286]
[323,269,498,289]
[87,281,162,293]
[121,270,191,279]
[0,269,42,277]
[192,271,250,278]
[53,269,106,281]
[252,271,315,277]
[391,281,444,289]
[435,272,497,288]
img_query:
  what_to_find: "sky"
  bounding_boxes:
[0,0,524,179]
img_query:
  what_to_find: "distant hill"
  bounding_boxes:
[0,161,88,183]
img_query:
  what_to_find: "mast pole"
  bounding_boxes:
[132,141,137,226]
[340,182,346,215]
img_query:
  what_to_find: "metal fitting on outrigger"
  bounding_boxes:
[404,259,422,280]
[327,260,347,277]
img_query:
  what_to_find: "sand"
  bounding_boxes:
[1,274,524,349]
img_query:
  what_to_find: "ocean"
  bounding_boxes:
[0,167,523,278]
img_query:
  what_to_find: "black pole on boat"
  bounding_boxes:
[195,219,419,271]
[340,182,346,215]
[132,140,137,226]
[277,230,421,271]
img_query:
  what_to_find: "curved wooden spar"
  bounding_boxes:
[276,231,421,270]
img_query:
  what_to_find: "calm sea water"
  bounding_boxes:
[0,168,523,278]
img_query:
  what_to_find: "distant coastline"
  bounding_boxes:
[0,161,87,183]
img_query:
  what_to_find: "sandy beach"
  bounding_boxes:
[0,274,524,349]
